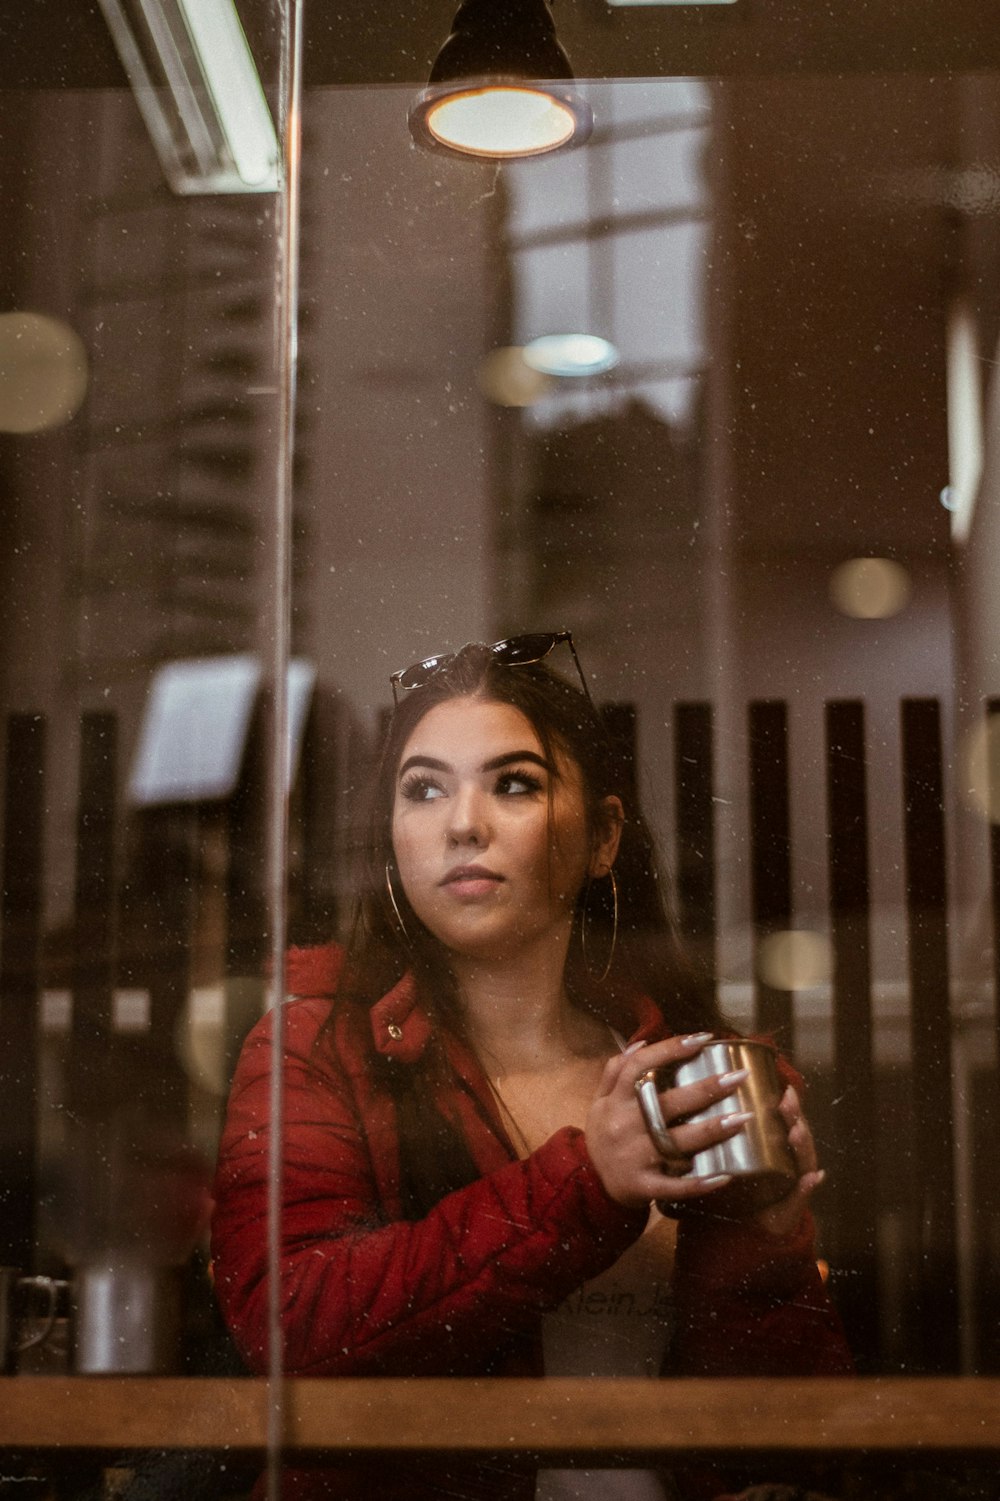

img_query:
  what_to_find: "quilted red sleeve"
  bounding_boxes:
[210,1002,648,1377]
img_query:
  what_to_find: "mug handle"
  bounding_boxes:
[15,1275,66,1352]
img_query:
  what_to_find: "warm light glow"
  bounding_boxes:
[477,346,553,406]
[960,713,1000,824]
[423,86,579,158]
[829,557,911,619]
[757,929,833,992]
[0,312,89,433]
[523,333,620,377]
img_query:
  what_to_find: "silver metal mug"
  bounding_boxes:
[671,1039,797,1215]
[72,1261,181,1374]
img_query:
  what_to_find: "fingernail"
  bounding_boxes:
[720,1110,755,1129]
[814,1168,826,1187]
[680,1031,713,1048]
[701,1174,732,1187]
[623,1039,647,1055]
[718,1067,750,1088]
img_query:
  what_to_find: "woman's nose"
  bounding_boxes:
[447,785,490,845]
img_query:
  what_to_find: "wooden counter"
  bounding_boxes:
[1,1377,999,1457]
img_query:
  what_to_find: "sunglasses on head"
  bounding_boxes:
[389,630,595,709]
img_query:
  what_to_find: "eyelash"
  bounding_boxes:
[399,774,444,803]
[398,769,545,803]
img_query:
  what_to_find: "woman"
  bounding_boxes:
[211,634,850,1501]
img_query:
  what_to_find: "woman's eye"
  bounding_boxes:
[495,770,544,797]
[400,775,445,802]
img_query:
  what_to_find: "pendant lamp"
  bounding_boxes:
[409,0,592,161]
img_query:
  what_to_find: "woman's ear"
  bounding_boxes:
[589,795,624,878]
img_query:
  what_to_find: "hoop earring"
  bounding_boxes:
[580,868,618,984]
[385,861,412,946]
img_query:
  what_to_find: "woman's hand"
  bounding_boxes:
[751,1084,826,1238]
[585,1035,751,1209]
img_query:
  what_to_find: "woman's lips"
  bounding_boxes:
[440,865,504,898]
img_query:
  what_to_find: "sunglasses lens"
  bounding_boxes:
[397,653,451,691]
[391,633,587,705]
[494,632,560,666]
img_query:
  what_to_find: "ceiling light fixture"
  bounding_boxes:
[409,0,592,161]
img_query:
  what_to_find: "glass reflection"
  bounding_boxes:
[2,22,1000,1499]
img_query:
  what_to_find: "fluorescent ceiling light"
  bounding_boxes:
[523,334,620,377]
[97,0,280,194]
[945,295,984,545]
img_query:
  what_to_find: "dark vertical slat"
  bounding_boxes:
[119,785,196,1128]
[600,702,638,809]
[67,713,119,1125]
[748,700,793,1046]
[901,696,959,1371]
[226,698,268,979]
[294,689,340,946]
[0,714,45,1267]
[71,713,118,1039]
[673,702,717,988]
[988,697,1000,1082]
[825,699,880,1369]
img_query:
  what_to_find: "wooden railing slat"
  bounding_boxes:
[748,700,794,1046]
[901,697,959,1371]
[0,713,45,1266]
[0,1377,998,1455]
[824,699,880,1368]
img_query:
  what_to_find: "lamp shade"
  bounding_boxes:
[409,0,592,160]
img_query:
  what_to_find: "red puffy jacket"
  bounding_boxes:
[211,945,851,1499]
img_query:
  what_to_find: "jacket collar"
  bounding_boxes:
[369,971,434,1063]
[285,943,432,1063]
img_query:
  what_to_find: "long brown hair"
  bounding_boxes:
[336,642,725,1041]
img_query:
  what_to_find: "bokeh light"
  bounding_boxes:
[477,346,554,407]
[828,556,911,619]
[0,311,89,433]
[523,333,620,377]
[960,713,1000,823]
[757,929,833,991]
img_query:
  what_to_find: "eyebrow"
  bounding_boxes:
[397,750,554,779]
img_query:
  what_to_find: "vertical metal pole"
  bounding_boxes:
[266,0,304,1494]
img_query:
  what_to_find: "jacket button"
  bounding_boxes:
[387,1023,403,1040]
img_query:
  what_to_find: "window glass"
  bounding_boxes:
[4,8,1000,1496]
